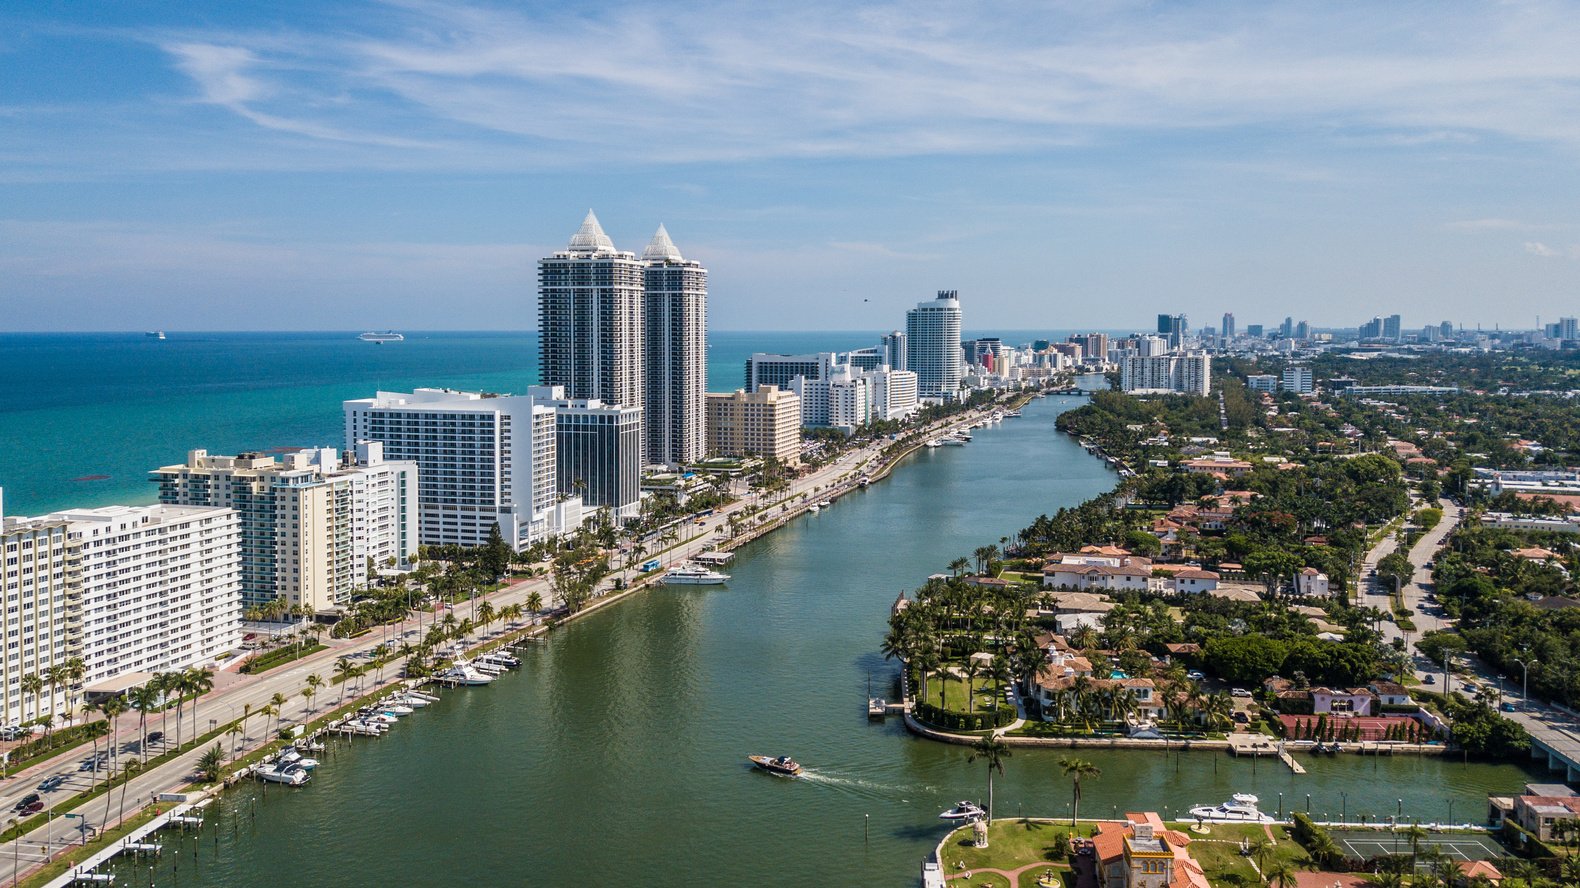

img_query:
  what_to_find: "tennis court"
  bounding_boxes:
[1328,828,1504,864]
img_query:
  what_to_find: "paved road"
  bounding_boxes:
[1367,500,1463,649]
[0,397,1016,884]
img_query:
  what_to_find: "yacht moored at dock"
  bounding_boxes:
[661,564,730,585]
[1187,793,1272,823]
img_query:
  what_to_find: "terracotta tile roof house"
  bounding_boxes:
[1181,457,1254,475]
[1512,546,1560,561]
[1164,643,1201,656]
[1291,874,1371,888]
[1264,676,1295,694]
[1310,687,1377,716]
[1080,544,1132,557]
[1368,681,1411,707]
[1455,859,1502,884]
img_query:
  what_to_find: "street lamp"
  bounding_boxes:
[1340,791,1347,825]
[1514,657,1535,710]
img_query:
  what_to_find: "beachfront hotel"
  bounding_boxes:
[344,389,571,550]
[641,224,708,470]
[705,386,802,464]
[905,290,964,399]
[527,386,644,521]
[153,444,418,611]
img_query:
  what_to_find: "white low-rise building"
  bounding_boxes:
[1295,567,1332,597]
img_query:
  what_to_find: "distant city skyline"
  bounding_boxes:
[4,2,1580,331]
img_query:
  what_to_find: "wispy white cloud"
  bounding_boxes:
[1446,218,1541,231]
[97,0,1580,171]
[1523,241,1562,257]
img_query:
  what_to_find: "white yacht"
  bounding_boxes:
[359,331,404,343]
[660,564,730,585]
[924,440,942,448]
[379,701,415,715]
[939,801,987,821]
[440,664,494,686]
[478,651,520,669]
[1188,793,1272,823]
[257,762,311,785]
[939,436,967,447]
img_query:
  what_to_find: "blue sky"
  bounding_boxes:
[3,1,1579,332]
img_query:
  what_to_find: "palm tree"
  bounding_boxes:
[44,665,67,738]
[259,705,277,743]
[1058,757,1101,826]
[967,733,1010,825]
[116,759,141,827]
[185,667,214,746]
[1403,823,1428,874]
[269,692,288,737]
[1263,860,1296,888]
[82,702,104,794]
[300,685,316,717]
[334,658,357,705]
[227,724,243,760]
[127,684,160,764]
[167,671,188,751]
[948,557,969,577]
[371,644,390,685]
[63,657,86,716]
[960,658,982,714]
[196,744,225,783]
[19,674,43,725]
[101,696,126,770]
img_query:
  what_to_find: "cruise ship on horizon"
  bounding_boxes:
[359,331,404,343]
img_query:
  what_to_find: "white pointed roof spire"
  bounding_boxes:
[642,223,684,262]
[567,209,616,253]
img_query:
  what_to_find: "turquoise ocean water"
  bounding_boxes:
[0,330,1094,515]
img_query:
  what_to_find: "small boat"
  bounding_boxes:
[256,762,311,785]
[1188,793,1272,823]
[924,440,941,448]
[808,504,822,512]
[857,477,870,488]
[380,702,415,715]
[359,331,404,343]
[748,755,803,777]
[276,748,319,770]
[1005,410,1022,418]
[478,652,520,669]
[868,697,888,718]
[145,331,165,340]
[939,800,987,821]
[660,564,730,585]
[818,500,831,508]
[392,694,430,708]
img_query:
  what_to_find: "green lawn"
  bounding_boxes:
[918,671,1003,715]
[937,820,1307,888]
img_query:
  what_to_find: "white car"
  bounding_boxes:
[1187,671,1206,681]
[1230,688,1252,698]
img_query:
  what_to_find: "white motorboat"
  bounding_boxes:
[818,500,831,508]
[939,800,987,821]
[660,565,730,585]
[441,664,494,686]
[392,694,430,707]
[379,702,415,715]
[276,749,319,770]
[257,762,311,785]
[924,440,942,448]
[1188,793,1272,823]
[939,436,966,447]
[478,652,520,669]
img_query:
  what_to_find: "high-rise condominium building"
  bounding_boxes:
[705,387,802,464]
[538,211,645,410]
[1383,314,1402,341]
[527,386,643,520]
[1,493,81,726]
[1120,352,1212,396]
[344,389,559,550]
[1221,313,1236,339]
[1246,324,1264,339]
[642,225,707,469]
[1070,333,1109,364]
[155,445,418,612]
[1157,314,1187,349]
[880,331,907,371]
[1294,320,1310,341]
[52,504,242,688]
[906,290,963,399]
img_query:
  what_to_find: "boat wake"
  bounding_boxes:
[795,769,931,802]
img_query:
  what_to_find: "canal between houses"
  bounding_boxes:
[107,392,1539,887]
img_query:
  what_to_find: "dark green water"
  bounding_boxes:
[105,395,1538,887]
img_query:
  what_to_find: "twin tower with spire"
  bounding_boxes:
[538,211,708,469]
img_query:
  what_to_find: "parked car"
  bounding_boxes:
[1424,674,1436,684]
[1501,702,1517,712]
[13,793,42,814]
[1232,711,1250,724]
[1230,688,1252,698]
[1186,671,1206,681]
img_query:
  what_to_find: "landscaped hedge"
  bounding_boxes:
[240,642,327,674]
[913,702,1016,732]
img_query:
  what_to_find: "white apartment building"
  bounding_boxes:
[51,504,242,688]
[1120,352,1212,396]
[1,491,81,726]
[1282,365,1314,394]
[154,446,418,611]
[1246,374,1279,394]
[873,368,920,422]
[906,290,963,399]
[538,211,645,410]
[745,352,841,392]
[642,225,707,469]
[343,388,563,550]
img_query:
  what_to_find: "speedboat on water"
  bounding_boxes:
[1188,793,1272,823]
[276,748,319,770]
[939,801,987,821]
[748,754,803,777]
